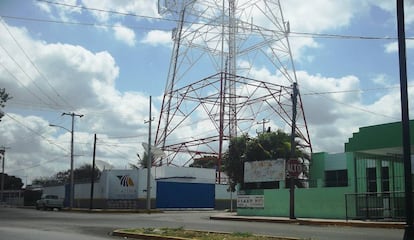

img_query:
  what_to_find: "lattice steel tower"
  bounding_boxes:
[155,0,312,175]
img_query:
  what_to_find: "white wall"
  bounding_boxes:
[42,185,65,198]
[215,184,237,199]
[74,182,105,199]
[42,167,227,201]
[137,168,157,199]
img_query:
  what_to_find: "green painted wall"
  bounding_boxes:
[238,121,413,219]
[238,186,354,219]
[238,189,289,217]
[309,152,326,181]
[296,187,354,218]
[345,120,414,152]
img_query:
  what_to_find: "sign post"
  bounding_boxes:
[287,158,302,178]
[287,158,302,220]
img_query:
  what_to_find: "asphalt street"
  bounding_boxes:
[0,207,404,240]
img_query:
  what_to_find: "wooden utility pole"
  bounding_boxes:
[62,112,83,209]
[396,0,413,239]
[144,96,154,212]
[257,119,270,133]
[0,146,10,202]
[89,134,96,210]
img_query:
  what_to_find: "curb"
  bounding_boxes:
[112,229,301,240]
[209,214,405,229]
[112,230,187,240]
[62,208,163,214]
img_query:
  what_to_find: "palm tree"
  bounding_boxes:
[223,130,310,190]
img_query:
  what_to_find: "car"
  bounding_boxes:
[36,194,64,210]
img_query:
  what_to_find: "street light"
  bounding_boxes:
[48,111,85,209]
[49,123,74,209]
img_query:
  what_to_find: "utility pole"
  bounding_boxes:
[0,147,4,202]
[289,82,298,220]
[62,112,83,209]
[89,134,96,210]
[396,1,413,239]
[0,146,10,202]
[256,119,270,134]
[144,96,154,212]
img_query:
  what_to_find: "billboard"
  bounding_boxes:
[244,159,285,183]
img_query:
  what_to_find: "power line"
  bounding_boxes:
[36,0,166,22]
[301,88,399,120]
[0,15,171,32]
[7,155,67,173]
[4,112,70,153]
[0,61,51,106]
[301,85,410,96]
[0,37,61,108]
[3,2,414,42]
[0,18,75,110]
[33,0,414,41]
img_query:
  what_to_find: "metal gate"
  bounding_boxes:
[346,153,408,221]
[345,191,406,221]
[156,181,215,209]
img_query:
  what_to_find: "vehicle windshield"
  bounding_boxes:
[44,195,58,199]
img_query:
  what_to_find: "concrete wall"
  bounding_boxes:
[215,184,237,210]
[41,166,234,209]
[42,185,65,198]
[238,186,354,219]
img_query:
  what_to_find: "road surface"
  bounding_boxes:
[0,207,404,240]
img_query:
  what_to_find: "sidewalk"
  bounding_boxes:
[209,212,406,229]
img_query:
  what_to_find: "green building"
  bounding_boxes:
[238,120,414,220]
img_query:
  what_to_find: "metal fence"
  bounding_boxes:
[345,191,408,221]
[0,190,24,206]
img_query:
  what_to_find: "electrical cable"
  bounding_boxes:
[0,18,75,110]
[3,112,70,153]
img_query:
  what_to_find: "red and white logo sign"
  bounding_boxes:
[287,158,302,178]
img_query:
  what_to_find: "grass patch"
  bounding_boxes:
[117,227,300,240]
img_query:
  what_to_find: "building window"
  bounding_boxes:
[366,167,377,192]
[381,166,390,192]
[325,170,348,187]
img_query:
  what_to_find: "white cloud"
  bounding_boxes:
[0,22,148,183]
[81,0,159,22]
[369,0,414,25]
[285,71,406,153]
[112,23,136,47]
[372,74,393,87]
[141,30,172,47]
[3,1,414,183]
[384,40,414,53]
[35,0,81,21]
[282,0,359,33]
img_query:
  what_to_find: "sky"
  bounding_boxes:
[0,0,413,185]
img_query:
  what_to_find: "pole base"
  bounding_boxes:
[403,225,414,240]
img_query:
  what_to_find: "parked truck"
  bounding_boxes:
[36,194,64,210]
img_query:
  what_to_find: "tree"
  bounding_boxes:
[0,173,23,190]
[222,134,250,192]
[0,88,12,122]
[32,164,101,186]
[137,152,155,168]
[73,164,101,183]
[189,155,219,169]
[223,130,310,191]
